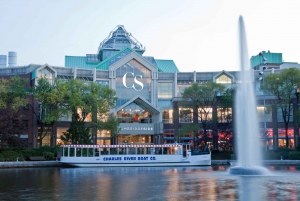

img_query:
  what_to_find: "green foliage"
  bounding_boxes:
[43,152,55,160]
[275,148,290,159]
[288,151,300,160]
[19,149,39,160]
[263,151,281,160]
[100,115,120,137]
[61,121,92,144]
[61,79,117,144]
[261,68,300,148]
[0,76,29,148]
[262,149,300,160]
[211,150,235,160]
[0,76,28,111]
[0,151,24,161]
[36,145,55,155]
[181,82,230,149]
[296,138,300,151]
[32,78,69,147]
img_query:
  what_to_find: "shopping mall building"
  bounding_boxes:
[0,25,299,150]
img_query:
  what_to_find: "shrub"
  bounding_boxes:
[275,148,290,160]
[263,151,279,160]
[211,150,235,160]
[0,154,4,162]
[37,146,55,156]
[43,152,55,160]
[289,151,300,160]
[1,151,24,161]
[20,149,39,160]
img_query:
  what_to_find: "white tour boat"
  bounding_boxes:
[60,144,211,167]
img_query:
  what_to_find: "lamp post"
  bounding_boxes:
[259,52,267,151]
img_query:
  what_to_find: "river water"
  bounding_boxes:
[0,165,300,201]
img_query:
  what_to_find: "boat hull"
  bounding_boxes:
[60,154,211,167]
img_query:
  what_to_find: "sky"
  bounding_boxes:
[1,0,300,72]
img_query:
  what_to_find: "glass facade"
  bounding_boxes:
[115,59,152,108]
[198,108,212,123]
[158,82,173,109]
[95,80,109,87]
[177,84,191,97]
[162,109,173,124]
[117,102,152,123]
[217,107,232,123]
[179,108,193,123]
[278,128,294,148]
[118,134,153,144]
[56,128,68,144]
[215,74,232,84]
[277,106,293,122]
[257,106,272,122]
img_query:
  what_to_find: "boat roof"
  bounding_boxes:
[60,144,180,148]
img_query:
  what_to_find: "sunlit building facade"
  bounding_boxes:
[0,25,299,150]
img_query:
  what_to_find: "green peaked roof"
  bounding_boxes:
[65,48,179,72]
[155,59,179,72]
[95,47,133,70]
[65,56,99,69]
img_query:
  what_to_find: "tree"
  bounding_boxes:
[0,76,29,148]
[32,77,67,147]
[61,79,117,144]
[260,68,300,148]
[182,82,226,150]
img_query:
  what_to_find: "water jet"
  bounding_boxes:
[229,16,270,175]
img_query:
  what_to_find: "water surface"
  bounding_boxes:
[0,166,300,201]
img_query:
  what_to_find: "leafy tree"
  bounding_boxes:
[0,76,29,148]
[260,68,300,148]
[182,82,226,150]
[61,79,117,144]
[32,78,67,147]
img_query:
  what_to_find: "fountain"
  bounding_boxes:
[229,16,270,175]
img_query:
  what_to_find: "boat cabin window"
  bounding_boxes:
[61,145,184,157]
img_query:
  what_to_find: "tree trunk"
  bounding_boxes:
[285,124,289,148]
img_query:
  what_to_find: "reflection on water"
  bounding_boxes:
[0,166,300,201]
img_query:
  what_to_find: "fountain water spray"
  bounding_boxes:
[229,16,270,175]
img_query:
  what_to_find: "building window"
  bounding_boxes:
[117,103,152,123]
[216,74,232,84]
[57,128,68,144]
[158,82,173,99]
[217,107,232,123]
[179,108,193,123]
[277,106,293,122]
[97,130,111,145]
[198,108,212,123]
[217,130,233,151]
[162,109,173,124]
[278,128,294,148]
[257,106,272,122]
[177,84,192,97]
[260,128,274,150]
[118,134,152,144]
[37,127,51,147]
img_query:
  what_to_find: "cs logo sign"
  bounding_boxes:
[122,72,144,91]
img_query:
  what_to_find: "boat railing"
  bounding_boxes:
[60,144,183,158]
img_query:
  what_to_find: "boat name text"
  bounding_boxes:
[103,156,156,161]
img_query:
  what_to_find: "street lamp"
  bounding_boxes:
[259,52,267,151]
